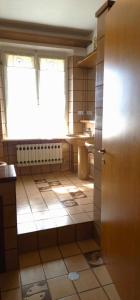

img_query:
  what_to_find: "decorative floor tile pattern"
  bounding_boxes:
[0,239,121,300]
[16,172,95,234]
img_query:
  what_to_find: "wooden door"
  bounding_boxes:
[102,1,140,299]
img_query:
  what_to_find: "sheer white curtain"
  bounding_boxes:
[5,54,67,139]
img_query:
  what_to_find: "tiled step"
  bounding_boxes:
[18,221,97,254]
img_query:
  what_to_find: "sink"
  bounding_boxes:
[66,134,94,146]
[66,134,94,180]
[85,141,94,152]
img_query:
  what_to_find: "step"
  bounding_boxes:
[18,221,97,254]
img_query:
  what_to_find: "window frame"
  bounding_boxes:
[1,49,68,140]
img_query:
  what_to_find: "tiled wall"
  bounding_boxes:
[0,178,18,271]
[0,54,95,177]
[68,56,95,172]
[3,140,70,176]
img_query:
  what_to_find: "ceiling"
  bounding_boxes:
[0,0,106,31]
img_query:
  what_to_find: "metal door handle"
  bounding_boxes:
[98,149,106,154]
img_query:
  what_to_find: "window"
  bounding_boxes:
[5,53,67,139]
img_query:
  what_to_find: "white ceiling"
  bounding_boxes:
[0,0,105,30]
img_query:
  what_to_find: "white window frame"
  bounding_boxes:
[1,48,68,139]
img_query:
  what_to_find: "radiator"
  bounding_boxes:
[16,143,62,166]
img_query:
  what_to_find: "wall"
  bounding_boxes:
[0,54,95,177]
[68,55,95,173]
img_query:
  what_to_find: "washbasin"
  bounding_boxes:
[66,134,94,180]
[85,141,94,152]
[66,134,94,146]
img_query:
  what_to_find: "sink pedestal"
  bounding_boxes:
[65,134,94,180]
[78,145,89,180]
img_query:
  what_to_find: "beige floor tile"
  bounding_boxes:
[43,259,68,279]
[17,213,34,223]
[66,206,84,215]
[48,275,76,299]
[76,198,93,205]
[87,212,94,220]
[64,254,89,272]
[20,265,45,285]
[0,271,20,291]
[104,284,121,300]
[59,295,80,300]
[1,288,22,300]
[79,287,108,300]
[35,219,57,230]
[93,265,113,286]
[19,251,41,268]
[17,172,95,234]
[73,269,100,292]
[81,204,93,213]
[55,216,73,226]
[71,213,90,224]
[59,243,81,258]
[17,221,36,234]
[78,239,100,253]
[40,246,62,262]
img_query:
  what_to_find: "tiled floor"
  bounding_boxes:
[0,239,121,300]
[16,172,94,234]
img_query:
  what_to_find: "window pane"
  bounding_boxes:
[39,58,67,138]
[6,55,38,139]
[5,55,67,139]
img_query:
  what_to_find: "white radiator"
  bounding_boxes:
[16,143,62,166]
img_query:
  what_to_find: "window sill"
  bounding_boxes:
[2,137,67,144]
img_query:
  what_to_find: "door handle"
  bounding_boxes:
[98,149,106,154]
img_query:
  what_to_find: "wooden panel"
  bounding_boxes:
[102,0,140,299]
[77,51,96,68]
[0,28,91,48]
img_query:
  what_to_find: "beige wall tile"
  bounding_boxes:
[1,288,22,300]
[5,249,19,271]
[59,242,81,258]
[3,205,17,227]
[40,246,62,262]
[4,227,17,250]
[0,270,20,291]
[18,232,38,253]
[58,224,76,244]
[0,182,16,205]
[78,239,100,253]
[19,251,41,268]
